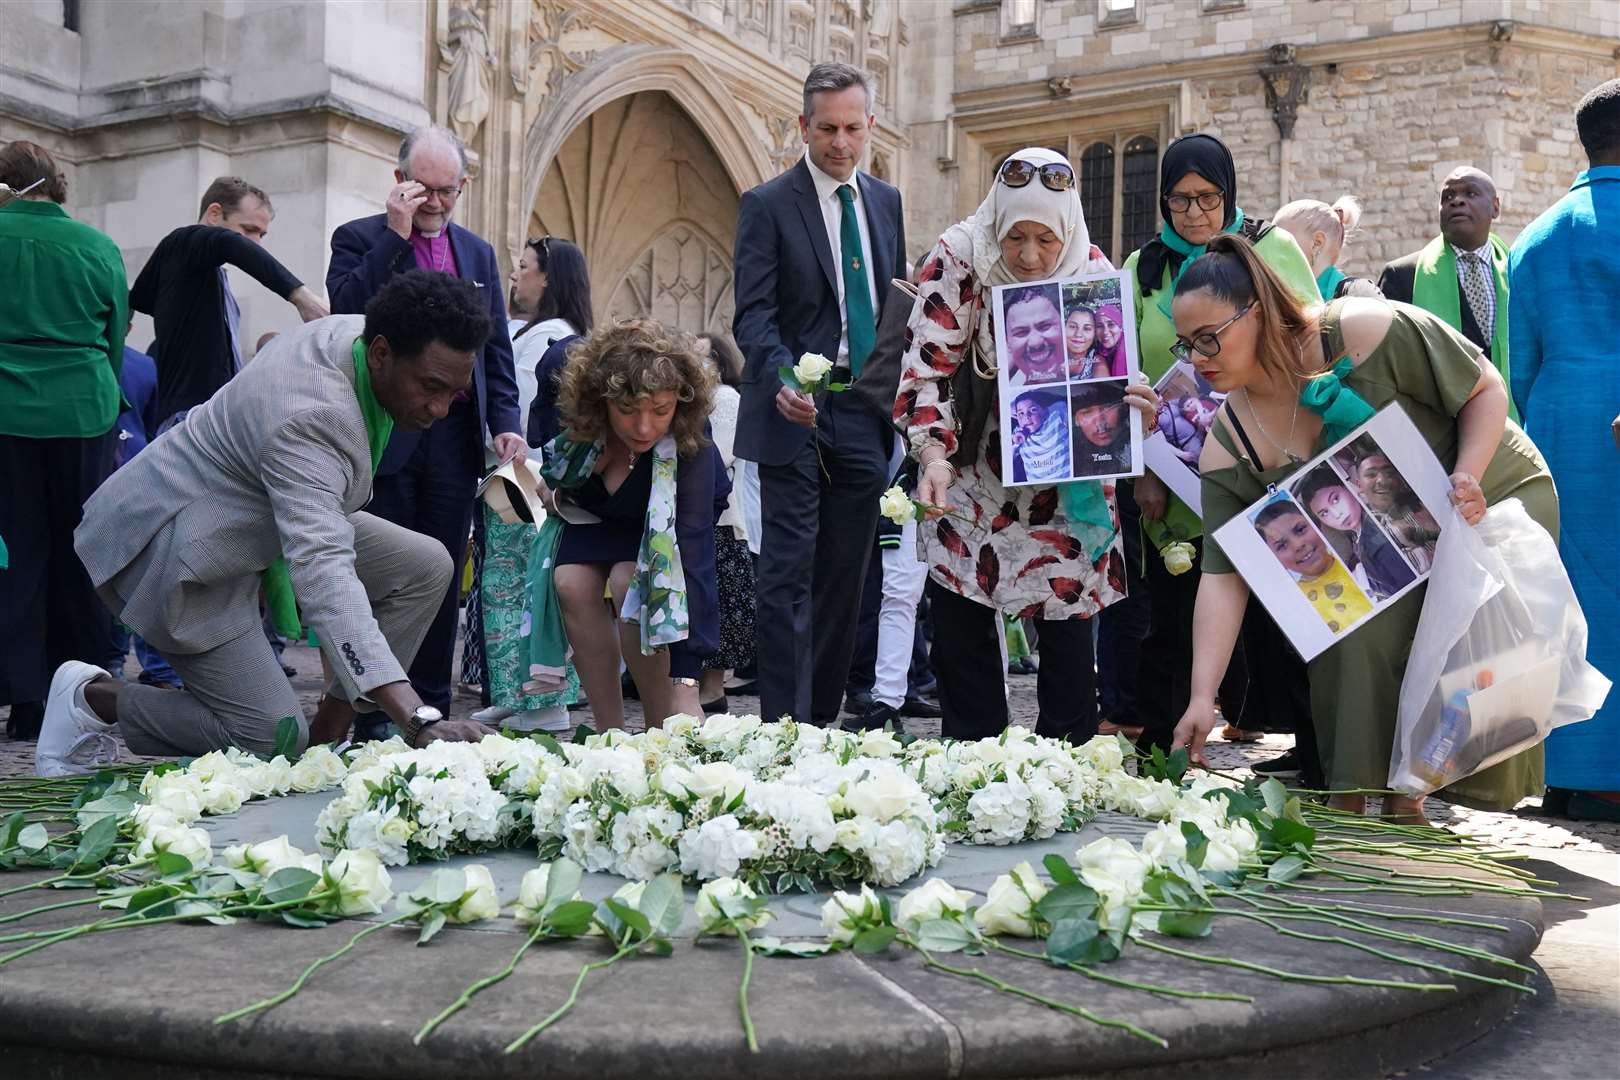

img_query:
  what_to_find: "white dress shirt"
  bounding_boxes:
[805,150,878,367]
[1450,239,1496,339]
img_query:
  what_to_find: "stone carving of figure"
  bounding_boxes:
[446,0,493,146]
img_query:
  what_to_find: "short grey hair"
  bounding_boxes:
[801,63,875,121]
[398,125,469,180]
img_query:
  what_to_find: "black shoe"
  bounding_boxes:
[701,696,730,715]
[851,701,901,732]
[6,701,44,741]
[351,713,392,743]
[1252,750,1301,776]
[621,672,640,701]
[844,690,874,716]
[566,699,590,712]
[900,695,942,719]
[726,679,759,696]
[280,662,299,678]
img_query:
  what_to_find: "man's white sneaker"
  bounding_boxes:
[35,662,119,778]
[505,706,573,734]
[470,705,517,724]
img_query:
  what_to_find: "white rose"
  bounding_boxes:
[665,714,698,738]
[878,486,915,526]
[973,861,1048,937]
[858,729,902,758]
[146,778,204,822]
[514,865,553,925]
[449,864,502,923]
[686,761,747,804]
[1075,837,1153,910]
[288,754,332,794]
[792,351,834,386]
[896,877,974,928]
[323,849,393,916]
[1162,541,1197,576]
[611,880,647,908]
[844,771,922,824]
[820,884,881,944]
[199,780,247,816]
[245,835,321,877]
[377,813,414,851]
[1141,822,1188,867]
[134,824,212,870]
[128,804,182,843]
[1074,734,1125,773]
[694,877,771,935]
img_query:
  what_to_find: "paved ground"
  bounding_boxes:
[2,640,1616,1077]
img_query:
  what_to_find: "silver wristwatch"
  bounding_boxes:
[409,705,443,743]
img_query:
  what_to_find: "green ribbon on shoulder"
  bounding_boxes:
[1409,233,1515,421]
[262,338,394,639]
[1299,355,1377,447]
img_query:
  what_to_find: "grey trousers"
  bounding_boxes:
[112,513,451,757]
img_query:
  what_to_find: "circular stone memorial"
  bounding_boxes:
[0,782,1543,1080]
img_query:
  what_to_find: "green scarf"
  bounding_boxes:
[1409,234,1515,421]
[1154,207,1247,323]
[1315,265,1346,300]
[1300,355,1377,447]
[522,432,688,693]
[262,339,394,638]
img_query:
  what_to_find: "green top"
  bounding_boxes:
[1201,299,1552,575]
[0,200,128,438]
[1123,226,1320,544]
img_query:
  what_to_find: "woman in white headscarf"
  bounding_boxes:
[896,147,1158,742]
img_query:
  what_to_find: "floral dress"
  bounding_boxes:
[895,239,1126,620]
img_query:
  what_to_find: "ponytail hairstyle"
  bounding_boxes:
[1274,195,1362,254]
[1175,233,1318,388]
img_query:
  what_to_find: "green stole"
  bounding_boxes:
[1409,234,1515,421]
[262,339,394,638]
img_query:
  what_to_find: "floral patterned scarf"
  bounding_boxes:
[523,431,687,692]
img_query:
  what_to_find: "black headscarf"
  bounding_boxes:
[1135,133,1246,298]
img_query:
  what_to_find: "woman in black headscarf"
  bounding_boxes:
[1111,133,1323,774]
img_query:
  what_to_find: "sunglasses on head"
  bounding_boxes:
[998,158,1075,193]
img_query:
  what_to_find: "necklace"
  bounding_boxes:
[1240,386,1304,465]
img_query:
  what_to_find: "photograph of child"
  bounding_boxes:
[1332,434,1441,572]
[1003,283,1066,387]
[1009,389,1070,482]
[1153,361,1223,474]
[1061,279,1127,381]
[1070,380,1132,478]
[1250,493,1375,634]
[1292,463,1418,603]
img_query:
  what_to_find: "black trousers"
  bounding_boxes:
[0,431,116,706]
[1134,538,1249,752]
[928,580,1098,743]
[755,393,888,725]
[364,399,484,712]
[1097,481,1149,725]
[1237,598,1323,786]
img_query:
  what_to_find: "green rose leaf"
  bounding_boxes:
[1180,822,1209,869]
[637,873,685,937]
[571,724,595,745]
[1034,882,1100,926]
[1266,818,1317,853]
[273,715,301,761]
[427,868,469,906]
[777,365,805,392]
[72,814,120,870]
[277,911,331,929]
[16,823,49,852]
[603,898,651,937]
[155,850,197,879]
[543,859,583,914]
[751,936,836,958]
[1,810,27,850]
[1042,854,1080,886]
[1157,910,1214,939]
[852,926,899,954]
[1260,778,1289,819]
[543,900,597,937]
[126,884,180,917]
[531,732,567,759]
[1267,854,1307,883]
[913,918,974,954]
[642,937,675,958]
[417,908,448,946]
[826,381,850,393]
[263,867,321,904]
[1045,917,1108,964]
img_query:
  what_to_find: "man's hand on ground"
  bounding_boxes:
[413,719,495,747]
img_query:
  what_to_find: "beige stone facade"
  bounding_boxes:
[1,0,1615,352]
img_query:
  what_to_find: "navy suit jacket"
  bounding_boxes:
[325,214,521,474]
[732,159,905,466]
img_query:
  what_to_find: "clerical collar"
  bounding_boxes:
[416,228,444,239]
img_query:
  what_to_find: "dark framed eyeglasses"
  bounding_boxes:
[1165,189,1224,214]
[1170,302,1253,363]
[998,158,1075,193]
[403,175,465,201]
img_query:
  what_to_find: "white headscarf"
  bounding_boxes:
[940,146,1096,287]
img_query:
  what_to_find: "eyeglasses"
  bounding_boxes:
[1170,302,1253,362]
[1165,190,1224,214]
[405,177,464,201]
[998,158,1075,193]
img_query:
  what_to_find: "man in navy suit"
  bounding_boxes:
[327,125,524,729]
[733,63,906,727]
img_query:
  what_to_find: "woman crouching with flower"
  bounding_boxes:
[527,320,722,728]
[896,146,1159,742]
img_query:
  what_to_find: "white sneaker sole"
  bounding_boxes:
[35,661,113,778]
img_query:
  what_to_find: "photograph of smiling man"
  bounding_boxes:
[1001,283,1065,387]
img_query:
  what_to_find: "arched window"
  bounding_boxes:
[1121,135,1159,256]
[1079,142,1115,258]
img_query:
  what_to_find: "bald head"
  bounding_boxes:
[1438,166,1499,250]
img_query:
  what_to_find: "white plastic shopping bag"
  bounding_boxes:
[1391,498,1611,795]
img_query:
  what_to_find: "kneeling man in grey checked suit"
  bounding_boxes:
[38,271,499,775]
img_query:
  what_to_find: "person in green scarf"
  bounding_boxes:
[1376,167,1515,421]
[1116,132,1322,764]
[1273,195,1383,302]
[38,271,495,777]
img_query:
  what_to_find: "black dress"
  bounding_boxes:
[556,454,654,567]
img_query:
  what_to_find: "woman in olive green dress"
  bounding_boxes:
[1169,235,1556,824]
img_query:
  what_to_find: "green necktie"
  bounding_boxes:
[836,183,876,376]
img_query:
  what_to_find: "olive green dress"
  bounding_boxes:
[1201,300,1558,811]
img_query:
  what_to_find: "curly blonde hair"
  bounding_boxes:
[556,319,717,457]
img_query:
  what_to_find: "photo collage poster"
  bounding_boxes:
[991,270,1142,488]
[1210,405,1452,662]
[1140,359,1227,517]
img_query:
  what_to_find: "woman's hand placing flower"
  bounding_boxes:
[1448,470,1486,526]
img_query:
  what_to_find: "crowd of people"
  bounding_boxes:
[2,63,1617,827]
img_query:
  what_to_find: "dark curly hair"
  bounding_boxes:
[363,269,491,359]
[557,319,716,457]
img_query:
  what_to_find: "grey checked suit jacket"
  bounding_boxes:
[76,315,405,697]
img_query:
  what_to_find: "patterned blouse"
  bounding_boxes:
[894,238,1126,620]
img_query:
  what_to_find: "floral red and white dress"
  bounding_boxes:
[895,238,1126,620]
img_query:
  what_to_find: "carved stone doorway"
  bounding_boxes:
[529,90,739,337]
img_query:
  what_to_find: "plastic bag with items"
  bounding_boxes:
[1391,497,1611,796]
